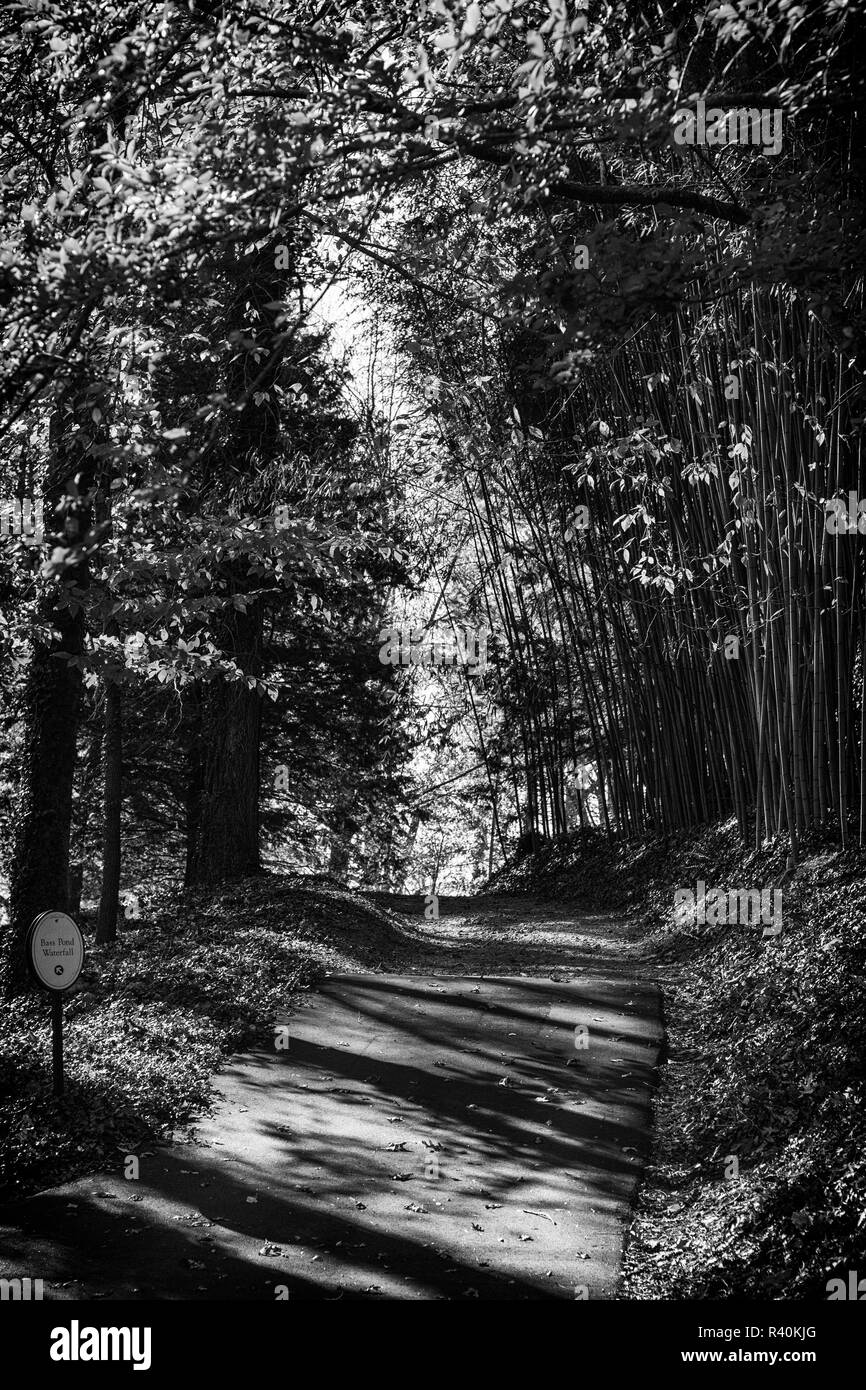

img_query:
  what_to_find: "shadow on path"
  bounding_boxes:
[0,901,662,1300]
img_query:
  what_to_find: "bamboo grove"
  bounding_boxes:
[378,3,866,856]
[400,257,866,851]
[407,3,866,860]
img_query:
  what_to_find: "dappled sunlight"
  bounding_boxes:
[0,900,661,1300]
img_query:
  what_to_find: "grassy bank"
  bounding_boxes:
[0,875,414,1201]
[491,822,866,1299]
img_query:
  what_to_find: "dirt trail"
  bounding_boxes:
[0,895,662,1300]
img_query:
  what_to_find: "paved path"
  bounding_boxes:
[0,899,662,1299]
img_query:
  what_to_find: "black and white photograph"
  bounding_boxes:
[0,0,864,1367]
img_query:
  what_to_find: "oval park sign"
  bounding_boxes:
[26,911,85,991]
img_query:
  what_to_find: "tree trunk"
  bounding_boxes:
[95,681,123,944]
[4,596,84,996]
[185,603,262,883]
[183,684,204,886]
[328,823,354,881]
[67,863,84,918]
[3,387,99,994]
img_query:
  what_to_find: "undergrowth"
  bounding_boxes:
[0,874,412,1200]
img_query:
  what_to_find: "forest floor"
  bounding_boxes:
[0,893,661,1299]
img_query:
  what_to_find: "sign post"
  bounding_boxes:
[51,993,63,1096]
[25,911,85,1098]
